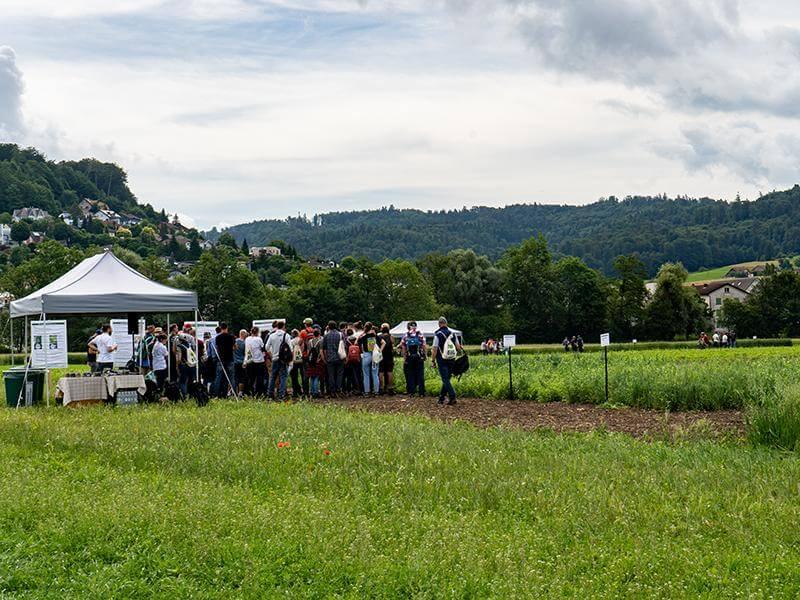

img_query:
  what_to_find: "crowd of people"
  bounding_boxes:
[561,335,585,352]
[92,316,465,406]
[698,331,737,349]
[479,339,504,355]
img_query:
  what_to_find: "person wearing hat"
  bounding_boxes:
[401,321,427,396]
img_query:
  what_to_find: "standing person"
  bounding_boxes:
[712,331,720,348]
[378,323,395,395]
[245,327,266,397]
[90,324,118,371]
[298,318,315,396]
[151,333,169,392]
[359,322,383,396]
[730,331,737,348]
[431,316,462,406]
[722,332,729,348]
[289,328,304,398]
[323,321,345,397]
[213,322,236,397]
[168,324,180,382]
[234,329,248,396]
[480,340,488,355]
[137,324,155,373]
[87,328,101,373]
[343,327,360,395]
[201,332,215,391]
[176,330,197,398]
[266,321,291,400]
[576,335,584,353]
[305,327,325,398]
[562,336,570,352]
[401,321,426,396]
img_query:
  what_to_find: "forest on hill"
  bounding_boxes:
[207,187,800,275]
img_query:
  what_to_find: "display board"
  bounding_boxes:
[183,321,219,341]
[503,335,517,348]
[30,320,68,368]
[111,319,134,366]
[253,319,286,334]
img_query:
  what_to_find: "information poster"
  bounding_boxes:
[253,319,285,334]
[183,321,219,340]
[111,319,134,366]
[30,320,68,368]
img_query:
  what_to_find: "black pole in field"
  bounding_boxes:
[508,347,514,401]
[604,346,609,404]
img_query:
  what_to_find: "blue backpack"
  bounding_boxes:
[405,333,423,361]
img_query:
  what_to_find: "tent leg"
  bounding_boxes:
[43,312,50,407]
[194,309,199,383]
[24,316,28,359]
[10,316,13,367]
[167,313,171,382]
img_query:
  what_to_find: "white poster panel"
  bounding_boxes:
[253,319,286,334]
[111,319,134,366]
[600,333,611,347]
[183,321,219,340]
[503,335,517,348]
[30,320,68,368]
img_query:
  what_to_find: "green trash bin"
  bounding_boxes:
[4,367,46,407]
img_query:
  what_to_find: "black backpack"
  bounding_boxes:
[308,338,321,365]
[451,354,470,378]
[164,382,181,402]
[278,333,293,364]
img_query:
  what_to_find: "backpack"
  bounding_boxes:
[347,340,361,364]
[405,333,423,361]
[186,346,198,368]
[189,381,209,407]
[307,338,321,365]
[292,341,304,364]
[278,333,293,364]
[164,382,181,402]
[451,354,470,377]
[442,333,458,361]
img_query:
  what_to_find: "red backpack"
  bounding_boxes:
[347,340,361,364]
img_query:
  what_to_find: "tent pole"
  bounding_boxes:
[167,313,171,382]
[10,315,13,366]
[194,309,199,382]
[24,316,28,360]
[43,312,50,407]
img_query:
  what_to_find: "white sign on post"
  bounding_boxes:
[184,321,219,340]
[30,320,68,368]
[600,333,611,347]
[111,319,134,366]
[503,335,517,348]
[253,319,285,334]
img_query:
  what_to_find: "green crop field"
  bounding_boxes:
[2,402,800,597]
[398,346,800,411]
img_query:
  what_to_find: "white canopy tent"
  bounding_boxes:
[8,250,198,407]
[390,321,464,345]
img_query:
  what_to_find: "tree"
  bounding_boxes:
[10,221,30,244]
[140,255,170,284]
[217,232,238,250]
[501,236,559,342]
[553,257,608,340]
[240,238,249,256]
[1,240,85,298]
[643,263,709,340]
[609,254,648,341]
[721,270,800,337]
[375,259,438,324]
[185,247,267,329]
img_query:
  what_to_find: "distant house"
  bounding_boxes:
[95,208,122,225]
[12,207,50,222]
[78,199,95,217]
[250,246,282,258]
[307,258,338,270]
[691,278,759,325]
[120,213,142,227]
[199,239,213,250]
[58,212,74,226]
[24,231,45,245]
[724,264,772,278]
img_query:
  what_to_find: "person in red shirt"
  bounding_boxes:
[298,318,315,396]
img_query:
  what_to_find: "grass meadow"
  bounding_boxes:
[2,401,800,597]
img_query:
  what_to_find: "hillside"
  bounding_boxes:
[207,187,800,275]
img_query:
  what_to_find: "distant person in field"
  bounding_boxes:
[570,336,578,352]
[431,316,462,406]
[359,322,383,395]
[343,327,361,395]
[562,337,570,352]
[245,326,266,397]
[712,331,720,348]
[152,333,169,392]
[576,335,584,353]
[722,332,729,348]
[234,329,248,396]
[378,323,395,395]
[401,321,427,396]
[90,324,118,371]
[266,321,291,400]
[213,322,236,397]
[729,332,737,348]
[324,320,345,397]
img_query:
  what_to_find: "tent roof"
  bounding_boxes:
[389,321,463,338]
[10,250,197,317]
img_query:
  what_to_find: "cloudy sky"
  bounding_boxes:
[1,0,800,229]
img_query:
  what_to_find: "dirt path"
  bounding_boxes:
[321,395,745,440]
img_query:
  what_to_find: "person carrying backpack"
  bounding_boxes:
[305,326,325,398]
[358,322,384,396]
[323,321,345,397]
[266,321,292,400]
[431,316,462,406]
[343,327,361,395]
[176,329,198,398]
[401,321,427,397]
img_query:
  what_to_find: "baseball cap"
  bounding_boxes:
[303,318,313,325]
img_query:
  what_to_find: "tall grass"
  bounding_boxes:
[748,384,800,450]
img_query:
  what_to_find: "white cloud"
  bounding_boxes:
[0,46,25,138]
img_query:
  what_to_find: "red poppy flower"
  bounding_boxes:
[323,449,331,456]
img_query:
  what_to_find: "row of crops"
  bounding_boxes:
[398,346,800,411]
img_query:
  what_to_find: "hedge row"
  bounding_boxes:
[465,338,793,355]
